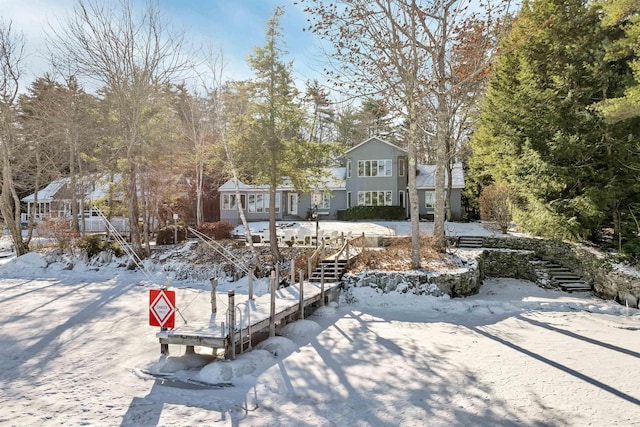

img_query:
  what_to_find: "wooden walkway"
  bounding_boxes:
[156,280,341,358]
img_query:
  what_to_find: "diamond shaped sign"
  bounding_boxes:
[149,289,175,328]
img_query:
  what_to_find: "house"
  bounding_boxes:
[218,137,465,225]
[21,175,129,233]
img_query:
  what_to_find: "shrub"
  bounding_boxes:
[77,234,123,259]
[156,225,187,245]
[344,205,406,221]
[37,218,79,251]
[479,183,515,234]
[196,221,234,240]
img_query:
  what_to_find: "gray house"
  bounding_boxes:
[218,137,465,225]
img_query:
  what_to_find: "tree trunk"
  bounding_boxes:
[407,99,421,269]
[1,158,28,256]
[196,161,204,226]
[446,161,453,221]
[127,161,143,256]
[433,90,448,252]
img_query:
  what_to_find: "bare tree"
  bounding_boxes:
[173,84,217,227]
[47,0,191,257]
[302,0,508,260]
[0,20,31,255]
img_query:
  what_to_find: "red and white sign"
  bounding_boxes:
[149,289,175,328]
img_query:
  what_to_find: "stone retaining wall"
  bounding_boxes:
[341,266,482,298]
[342,236,640,307]
[481,236,640,308]
[342,248,537,298]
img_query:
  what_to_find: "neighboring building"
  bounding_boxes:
[218,137,465,225]
[21,175,129,233]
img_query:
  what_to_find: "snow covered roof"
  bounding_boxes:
[219,168,347,192]
[218,179,270,191]
[415,163,465,189]
[21,177,69,202]
[21,175,123,203]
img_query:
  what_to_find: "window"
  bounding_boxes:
[248,193,281,213]
[346,160,351,178]
[425,191,435,210]
[357,191,393,206]
[357,159,392,177]
[399,158,405,176]
[347,191,352,208]
[317,193,330,209]
[399,191,405,208]
[222,194,245,210]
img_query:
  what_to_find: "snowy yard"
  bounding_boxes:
[1,222,639,426]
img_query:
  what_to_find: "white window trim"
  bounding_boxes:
[424,191,435,210]
[318,193,330,210]
[222,194,245,210]
[357,159,392,177]
[247,192,280,213]
[357,190,393,206]
[288,193,298,215]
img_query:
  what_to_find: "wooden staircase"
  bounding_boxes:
[457,236,484,248]
[532,260,591,293]
[309,258,348,283]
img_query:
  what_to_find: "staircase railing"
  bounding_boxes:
[92,206,153,282]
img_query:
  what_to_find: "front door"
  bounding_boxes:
[288,193,298,215]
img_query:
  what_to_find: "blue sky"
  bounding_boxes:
[0,0,326,91]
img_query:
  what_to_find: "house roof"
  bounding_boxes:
[219,164,465,192]
[345,136,407,154]
[415,163,465,189]
[21,177,69,202]
[218,179,270,191]
[219,168,347,193]
[22,175,123,203]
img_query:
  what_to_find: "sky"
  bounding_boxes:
[1,221,639,425]
[0,0,326,92]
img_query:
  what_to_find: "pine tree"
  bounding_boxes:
[470,0,640,245]
[233,7,337,262]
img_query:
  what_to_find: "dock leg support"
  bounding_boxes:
[185,345,195,355]
[161,327,169,355]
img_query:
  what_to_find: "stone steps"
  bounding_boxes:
[458,236,484,248]
[532,259,591,293]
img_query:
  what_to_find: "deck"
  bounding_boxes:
[156,280,341,357]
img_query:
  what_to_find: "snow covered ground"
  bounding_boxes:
[1,221,639,426]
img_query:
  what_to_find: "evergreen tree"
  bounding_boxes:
[233,7,337,262]
[470,0,640,246]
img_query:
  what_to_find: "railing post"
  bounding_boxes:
[227,290,235,360]
[248,270,254,300]
[290,259,295,286]
[346,239,350,263]
[269,271,276,337]
[320,263,325,306]
[298,270,305,320]
[308,257,313,281]
[210,277,217,314]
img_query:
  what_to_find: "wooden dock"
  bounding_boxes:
[156,232,366,358]
[156,279,341,358]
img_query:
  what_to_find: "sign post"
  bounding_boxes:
[150,289,176,355]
